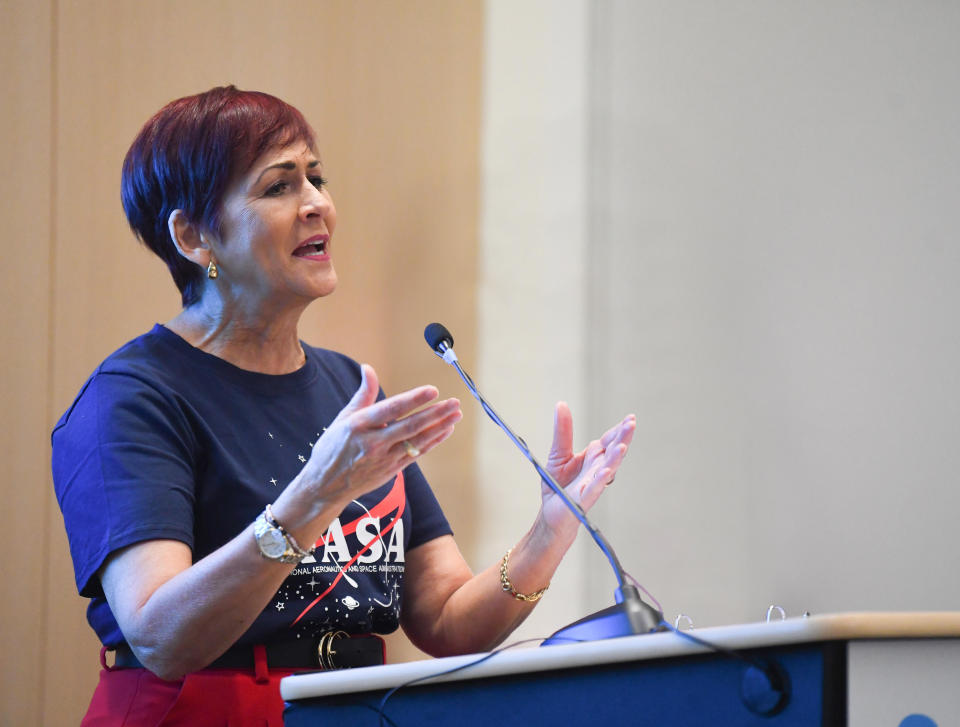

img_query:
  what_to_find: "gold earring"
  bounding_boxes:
[207,260,219,279]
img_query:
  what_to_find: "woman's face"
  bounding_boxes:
[210,141,338,309]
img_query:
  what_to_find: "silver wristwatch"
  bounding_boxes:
[253,505,311,564]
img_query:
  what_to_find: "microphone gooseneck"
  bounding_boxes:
[423,322,663,640]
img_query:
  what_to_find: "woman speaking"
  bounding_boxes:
[52,86,636,726]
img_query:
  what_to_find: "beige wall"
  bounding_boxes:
[0,1,482,723]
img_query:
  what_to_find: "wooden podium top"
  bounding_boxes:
[280,611,960,701]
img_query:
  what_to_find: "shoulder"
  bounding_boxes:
[52,325,193,436]
[76,323,197,392]
[99,324,200,380]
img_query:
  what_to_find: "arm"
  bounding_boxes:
[99,364,462,680]
[401,404,635,656]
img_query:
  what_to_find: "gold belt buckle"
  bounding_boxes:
[317,630,349,670]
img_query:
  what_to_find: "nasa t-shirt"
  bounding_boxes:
[52,324,452,647]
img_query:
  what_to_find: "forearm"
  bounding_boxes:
[123,532,288,678]
[106,488,348,680]
[403,519,573,657]
[403,408,635,656]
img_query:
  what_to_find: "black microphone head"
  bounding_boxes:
[424,322,454,353]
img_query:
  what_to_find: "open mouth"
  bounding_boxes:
[293,239,328,257]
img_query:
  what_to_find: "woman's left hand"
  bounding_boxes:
[401,403,636,657]
[539,402,636,545]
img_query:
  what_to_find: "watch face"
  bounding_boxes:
[258,528,288,559]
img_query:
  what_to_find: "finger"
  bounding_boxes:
[599,414,636,449]
[578,442,625,484]
[353,385,441,430]
[385,402,461,461]
[600,442,629,471]
[387,404,462,462]
[617,416,637,448]
[400,419,459,461]
[335,364,380,421]
[388,399,461,442]
[580,466,613,509]
[548,401,574,462]
[576,439,610,472]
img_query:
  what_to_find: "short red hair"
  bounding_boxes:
[121,86,317,306]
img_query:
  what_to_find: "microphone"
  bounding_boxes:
[423,322,663,642]
[423,322,458,364]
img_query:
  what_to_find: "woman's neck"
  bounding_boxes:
[166,295,309,375]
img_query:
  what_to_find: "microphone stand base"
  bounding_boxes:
[541,594,665,646]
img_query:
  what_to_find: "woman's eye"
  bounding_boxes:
[309,175,328,190]
[265,181,288,196]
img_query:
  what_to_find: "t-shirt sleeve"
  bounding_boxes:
[402,462,453,549]
[52,372,198,598]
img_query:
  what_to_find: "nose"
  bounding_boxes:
[299,180,332,222]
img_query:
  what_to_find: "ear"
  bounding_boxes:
[167,209,212,267]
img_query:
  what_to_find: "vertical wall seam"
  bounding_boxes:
[39,0,59,719]
[584,0,613,598]
[585,1,613,435]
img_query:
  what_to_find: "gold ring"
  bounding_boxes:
[402,440,420,458]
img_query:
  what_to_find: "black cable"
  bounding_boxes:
[375,638,549,727]
[658,619,771,671]
[373,622,783,725]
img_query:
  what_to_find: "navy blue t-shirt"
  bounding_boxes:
[52,324,452,648]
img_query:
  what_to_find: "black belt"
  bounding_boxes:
[112,631,385,671]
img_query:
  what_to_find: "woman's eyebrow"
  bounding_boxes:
[254,159,321,183]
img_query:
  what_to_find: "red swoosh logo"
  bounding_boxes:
[292,471,406,626]
[308,473,406,544]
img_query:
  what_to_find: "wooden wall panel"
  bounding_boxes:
[0,2,54,724]
[1,1,485,722]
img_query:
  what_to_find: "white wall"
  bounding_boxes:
[477,0,593,641]
[481,0,960,636]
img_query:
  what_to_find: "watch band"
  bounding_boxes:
[264,504,312,559]
[254,506,312,563]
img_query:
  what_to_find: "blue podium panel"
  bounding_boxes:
[282,613,960,727]
[284,643,845,727]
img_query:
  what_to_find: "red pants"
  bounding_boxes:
[81,647,306,726]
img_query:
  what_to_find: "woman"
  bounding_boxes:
[52,86,636,726]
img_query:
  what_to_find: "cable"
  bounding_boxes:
[372,620,785,725]
[375,638,549,726]
[659,619,779,673]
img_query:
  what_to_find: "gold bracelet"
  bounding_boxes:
[499,548,549,603]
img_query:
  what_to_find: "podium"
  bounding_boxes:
[281,612,960,726]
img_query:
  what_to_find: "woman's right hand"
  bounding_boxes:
[279,364,461,520]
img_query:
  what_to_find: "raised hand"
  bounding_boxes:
[540,402,636,544]
[292,364,461,506]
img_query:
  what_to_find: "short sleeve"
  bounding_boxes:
[401,462,453,549]
[52,372,198,597]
